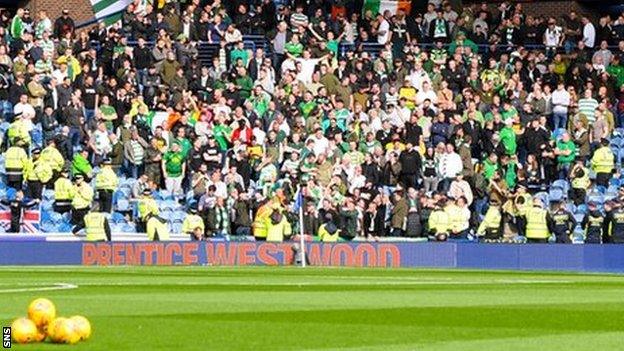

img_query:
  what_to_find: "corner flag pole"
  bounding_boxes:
[297,186,306,268]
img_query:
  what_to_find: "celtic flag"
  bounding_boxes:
[90,0,133,26]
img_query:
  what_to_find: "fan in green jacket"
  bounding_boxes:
[72,149,93,180]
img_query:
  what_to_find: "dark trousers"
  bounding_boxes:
[527,238,548,243]
[26,180,43,199]
[6,173,22,190]
[10,216,20,233]
[53,202,71,214]
[98,190,113,213]
[71,207,90,234]
[596,172,611,188]
[570,188,586,206]
[136,220,146,234]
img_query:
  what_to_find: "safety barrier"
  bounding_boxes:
[1,241,624,272]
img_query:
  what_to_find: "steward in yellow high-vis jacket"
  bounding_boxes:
[4,141,29,189]
[266,210,292,242]
[71,174,94,235]
[137,188,159,233]
[591,139,615,187]
[182,206,205,240]
[24,148,52,200]
[147,214,170,241]
[523,199,554,243]
[95,159,119,213]
[53,169,74,214]
[83,210,111,241]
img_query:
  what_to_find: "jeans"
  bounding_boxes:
[84,109,95,124]
[165,176,183,196]
[552,111,568,130]
[124,160,142,179]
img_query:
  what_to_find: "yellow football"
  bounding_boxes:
[10,317,38,344]
[27,298,56,329]
[69,315,92,341]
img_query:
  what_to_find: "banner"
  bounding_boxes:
[90,0,133,25]
[0,204,40,233]
[1,242,624,272]
[363,0,412,16]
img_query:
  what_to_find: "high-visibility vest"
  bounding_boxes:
[95,166,119,191]
[72,183,94,209]
[40,146,65,172]
[26,160,53,183]
[252,204,273,238]
[428,209,449,234]
[7,120,31,145]
[84,212,107,241]
[137,197,159,220]
[318,224,339,242]
[54,177,74,201]
[525,206,550,239]
[266,216,292,242]
[571,166,591,189]
[477,206,501,236]
[445,205,469,232]
[147,216,170,241]
[181,214,204,234]
[591,146,614,174]
[4,146,29,172]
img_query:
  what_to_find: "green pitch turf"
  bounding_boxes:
[1,267,624,351]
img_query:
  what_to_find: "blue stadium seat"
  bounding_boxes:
[548,187,565,202]
[609,178,621,187]
[42,189,55,201]
[573,213,585,224]
[594,185,607,194]
[575,204,588,215]
[552,180,570,193]
[116,199,130,212]
[172,211,187,222]
[121,222,136,233]
[110,212,127,224]
[534,192,549,205]
[587,193,605,205]
[565,203,576,214]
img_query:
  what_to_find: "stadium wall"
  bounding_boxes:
[1,242,624,272]
[28,0,94,26]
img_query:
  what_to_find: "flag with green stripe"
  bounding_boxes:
[362,0,412,16]
[90,0,133,26]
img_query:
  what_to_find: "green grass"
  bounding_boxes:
[1,266,624,350]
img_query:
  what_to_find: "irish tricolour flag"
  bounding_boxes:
[363,0,412,16]
[90,0,133,25]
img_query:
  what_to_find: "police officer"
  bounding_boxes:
[477,201,502,241]
[146,213,170,241]
[581,202,605,244]
[25,148,53,200]
[550,200,576,243]
[82,206,112,241]
[524,198,554,243]
[182,205,205,240]
[95,159,118,213]
[591,138,615,187]
[137,188,158,233]
[604,200,624,244]
[40,138,66,184]
[53,169,74,214]
[71,174,94,235]
[4,138,29,189]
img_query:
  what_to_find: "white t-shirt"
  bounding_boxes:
[377,19,390,44]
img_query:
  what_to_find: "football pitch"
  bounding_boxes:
[1,266,624,350]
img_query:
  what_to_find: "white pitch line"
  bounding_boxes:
[0,283,78,293]
[61,279,573,287]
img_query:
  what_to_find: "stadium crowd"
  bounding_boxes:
[1,0,624,243]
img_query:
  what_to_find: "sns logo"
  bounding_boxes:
[2,327,9,348]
